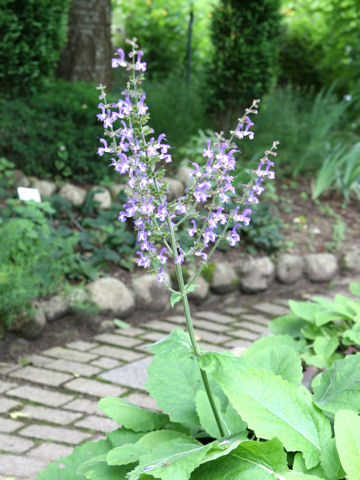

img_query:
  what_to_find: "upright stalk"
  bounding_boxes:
[168,218,225,437]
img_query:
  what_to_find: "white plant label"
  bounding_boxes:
[17,187,42,203]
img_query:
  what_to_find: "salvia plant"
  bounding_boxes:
[38,40,360,480]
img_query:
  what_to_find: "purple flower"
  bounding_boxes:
[136,251,150,268]
[118,211,127,222]
[203,140,213,159]
[140,197,155,215]
[234,117,255,140]
[135,50,147,72]
[158,247,168,265]
[195,250,208,261]
[227,224,241,247]
[187,220,197,237]
[97,138,111,156]
[158,268,166,283]
[112,48,127,68]
[175,249,184,264]
[203,228,217,246]
[234,207,251,225]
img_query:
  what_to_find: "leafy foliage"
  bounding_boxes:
[0,0,70,98]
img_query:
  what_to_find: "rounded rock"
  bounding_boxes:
[88,277,135,317]
[59,184,87,207]
[177,166,193,188]
[32,179,57,197]
[237,257,275,293]
[210,262,238,294]
[11,303,46,340]
[341,248,360,273]
[132,273,170,312]
[90,186,112,209]
[162,177,184,201]
[276,254,304,284]
[12,169,30,188]
[189,275,209,304]
[304,253,338,282]
[109,184,130,201]
[41,294,70,323]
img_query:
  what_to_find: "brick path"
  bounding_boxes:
[0,280,356,480]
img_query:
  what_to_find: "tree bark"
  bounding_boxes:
[57,0,111,89]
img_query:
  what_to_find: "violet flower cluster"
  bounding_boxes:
[97,39,278,285]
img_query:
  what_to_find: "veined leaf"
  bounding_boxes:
[285,473,324,480]
[77,454,130,479]
[320,438,345,480]
[98,397,168,432]
[293,452,326,478]
[107,428,144,448]
[243,345,303,385]
[243,335,304,355]
[314,311,342,327]
[313,353,360,414]
[288,301,321,322]
[349,282,360,297]
[269,314,307,338]
[343,325,360,346]
[200,353,331,469]
[192,438,289,480]
[170,292,183,308]
[334,410,360,480]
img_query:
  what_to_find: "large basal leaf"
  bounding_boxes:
[200,353,331,469]
[320,438,345,480]
[269,314,307,338]
[146,329,202,426]
[107,428,144,448]
[127,437,214,480]
[195,390,247,438]
[191,438,288,479]
[243,335,305,356]
[77,454,131,480]
[98,397,168,432]
[343,325,360,347]
[292,453,326,478]
[288,301,321,322]
[243,345,303,385]
[349,282,360,297]
[313,353,360,415]
[285,473,324,480]
[36,439,112,480]
[334,409,360,480]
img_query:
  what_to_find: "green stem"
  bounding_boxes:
[167,217,225,438]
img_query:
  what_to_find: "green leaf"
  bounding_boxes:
[243,334,305,355]
[37,439,112,479]
[285,473,324,480]
[313,353,360,414]
[320,438,345,480]
[301,324,323,341]
[243,345,303,385]
[192,438,289,479]
[289,300,321,322]
[349,282,360,297]
[343,325,360,346]
[313,337,339,359]
[200,353,331,469]
[113,319,130,329]
[77,454,131,479]
[314,311,341,327]
[293,453,326,478]
[335,409,360,480]
[184,283,199,294]
[107,428,144,448]
[98,397,168,432]
[170,292,183,308]
[127,437,213,480]
[269,314,307,337]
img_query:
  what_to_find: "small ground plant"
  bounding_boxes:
[37,41,360,480]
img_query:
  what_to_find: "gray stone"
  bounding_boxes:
[116,326,146,337]
[140,331,167,343]
[89,185,112,209]
[304,253,338,282]
[64,378,126,397]
[42,294,70,322]
[276,254,304,284]
[67,286,88,305]
[341,248,360,273]
[210,262,238,294]
[189,275,209,304]
[142,320,175,333]
[45,359,101,377]
[59,183,87,207]
[32,179,56,197]
[194,329,231,344]
[194,311,236,324]
[177,165,193,187]
[42,346,98,363]
[0,380,17,394]
[12,169,30,187]
[23,354,53,367]
[237,257,275,293]
[99,356,152,391]
[162,177,184,200]
[0,454,47,477]
[75,415,118,433]
[224,338,252,349]
[8,385,73,407]
[94,333,142,348]
[91,357,122,369]
[89,345,144,362]
[0,417,23,432]
[88,277,135,317]
[252,302,289,316]
[132,273,170,312]
[99,319,116,332]
[10,366,72,387]
[64,398,105,416]
[11,303,46,340]
[28,442,73,462]
[20,424,91,445]
[192,319,230,333]
[66,340,94,351]
[0,433,34,453]
[20,405,82,425]
[109,183,131,200]
[0,398,20,413]
[124,393,158,411]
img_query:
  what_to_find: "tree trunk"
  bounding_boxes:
[57,0,112,89]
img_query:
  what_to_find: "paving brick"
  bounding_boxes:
[142,320,177,333]
[0,433,34,453]
[20,424,91,445]
[99,357,152,391]
[7,385,73,407]
[117,327,147,337]
[0,399,20,413]
[23,354,53,368]
[164,315,186,324]
[194,311,236,324]
[66,340,95,351]
[75,415,118,433]
[64,378,126,397]
[124,393,158,411]
[64,398,105,416]
[240,313,271,324]
[231,321,271,335]
[193,329,231,344]
[45,359,101,377]
[191,319,230,333]
[224,306,249,315]
[94,333,142,348]
[0,363,21,375]
[28,442,73,462]
[90,345,144,362]
[228,329,260,341]
[140,331,167,343]
[41,346,98,363]
[0,454,47,477]
[133,344,154,354]
[224,338,253,349]
[0,417,24,433]
[90,357,122,369]
[252,302,289,316]
[0,381,17,394]
[10,366,72,387]
[20,405,82,425]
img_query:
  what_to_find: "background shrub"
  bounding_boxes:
[0,80,110,183]
[0,0,70,98]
